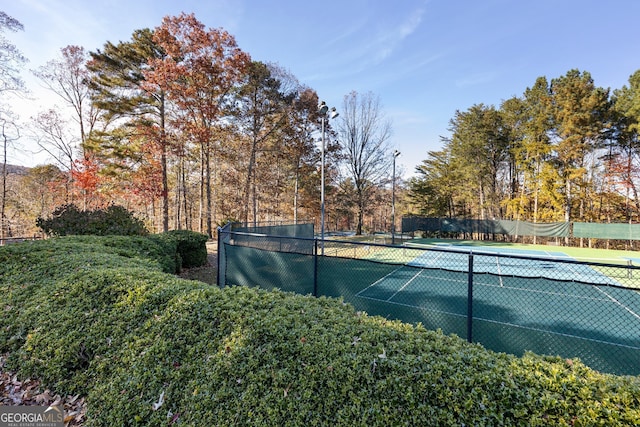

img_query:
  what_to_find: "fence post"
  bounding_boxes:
[467,252,474,343]
[216,226,223,288]
[313,238,319,297]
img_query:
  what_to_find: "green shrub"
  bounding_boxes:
[36,204,148,236]
[0,235,178,358]
[1,237,639,426]
[160,230,209,268]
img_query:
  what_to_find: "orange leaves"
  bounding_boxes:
[71,156,99,192]
[146,12,251,121]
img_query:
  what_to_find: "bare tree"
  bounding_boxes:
[0,12,27,95]
[30,109,78,202]
[32,45,98,148]
[0,111,19,241]
[337,91,393,235]
[0,13,26,241]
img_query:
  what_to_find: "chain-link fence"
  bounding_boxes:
[217,227,640,376]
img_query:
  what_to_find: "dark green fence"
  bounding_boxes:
[217,227,640,376]
[403,216,640,241]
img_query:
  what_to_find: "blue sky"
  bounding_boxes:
[4,0,640,177]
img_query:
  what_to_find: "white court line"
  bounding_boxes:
[354,265,409,297]
[354,294,640,351]
[594,286,640,321]
[355,267,403,296]
[494,256,504,287]
[387,269,423,301]
[417,271,613,303]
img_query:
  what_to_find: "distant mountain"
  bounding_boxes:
[2,164,30,175]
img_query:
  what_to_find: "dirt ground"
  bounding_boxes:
[178,241,218,285]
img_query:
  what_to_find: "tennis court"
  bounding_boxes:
[220,228,640,375]
[350,242,640,375]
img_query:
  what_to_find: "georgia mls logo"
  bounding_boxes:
[0,405,64,427]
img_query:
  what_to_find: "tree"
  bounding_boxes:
[610,70,640,219]
[549,69,610,225]
[0,12,26,94]
[448,104,510,220]
[337,91,393,235]
[19,164,67,222]
[408,147,459,217]
[87,28,172,232]
[0,111,19,240]
[32,45,97,147]
[517,77,555,225]
[0,12,26,238]
[147,13,250,237]
[30,109,78,203]
[32,109,77,172]
[235,61,290,224]
[282,87,323,224]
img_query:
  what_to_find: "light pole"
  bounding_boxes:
[391,150,400,245]
[319,101,338,255]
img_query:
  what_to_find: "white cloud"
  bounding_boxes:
[373,5,426,62]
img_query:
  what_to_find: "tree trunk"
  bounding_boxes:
[205,139,212,237]
[1,134,7,243]
[159,94,169,232]
[242,138,258,225]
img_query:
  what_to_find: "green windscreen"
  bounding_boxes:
[573,222,640,240]
[402,217,570,237]
[224,243,315,295]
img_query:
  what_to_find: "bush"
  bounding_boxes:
[1,237,639,426]
[36,204,148,236]
[160,230,209,268]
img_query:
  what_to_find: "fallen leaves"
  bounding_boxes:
[151,390,165,411]
[0,354,86,426]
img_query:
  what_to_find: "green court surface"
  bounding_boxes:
[316,243,640,376]
[408,238,640,265]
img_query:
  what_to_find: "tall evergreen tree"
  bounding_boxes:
[408,147,458,217]
[448,104,509,219]
[549,69,610,223]
[87,28,172,232]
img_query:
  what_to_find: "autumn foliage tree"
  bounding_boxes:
[146,13,250,237]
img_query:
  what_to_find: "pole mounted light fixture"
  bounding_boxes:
[392,150,400,245]
[319,101,339,255]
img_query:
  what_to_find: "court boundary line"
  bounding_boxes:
[387,269,423,301]
[494,256,504,287]
[594,286,640,321]
[361,269,615,304]
[355,265,408,297]
[355,294,640,351]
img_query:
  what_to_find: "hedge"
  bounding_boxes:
[36,204,149,237]
[159,229,210,269]
[1,236,639,426]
